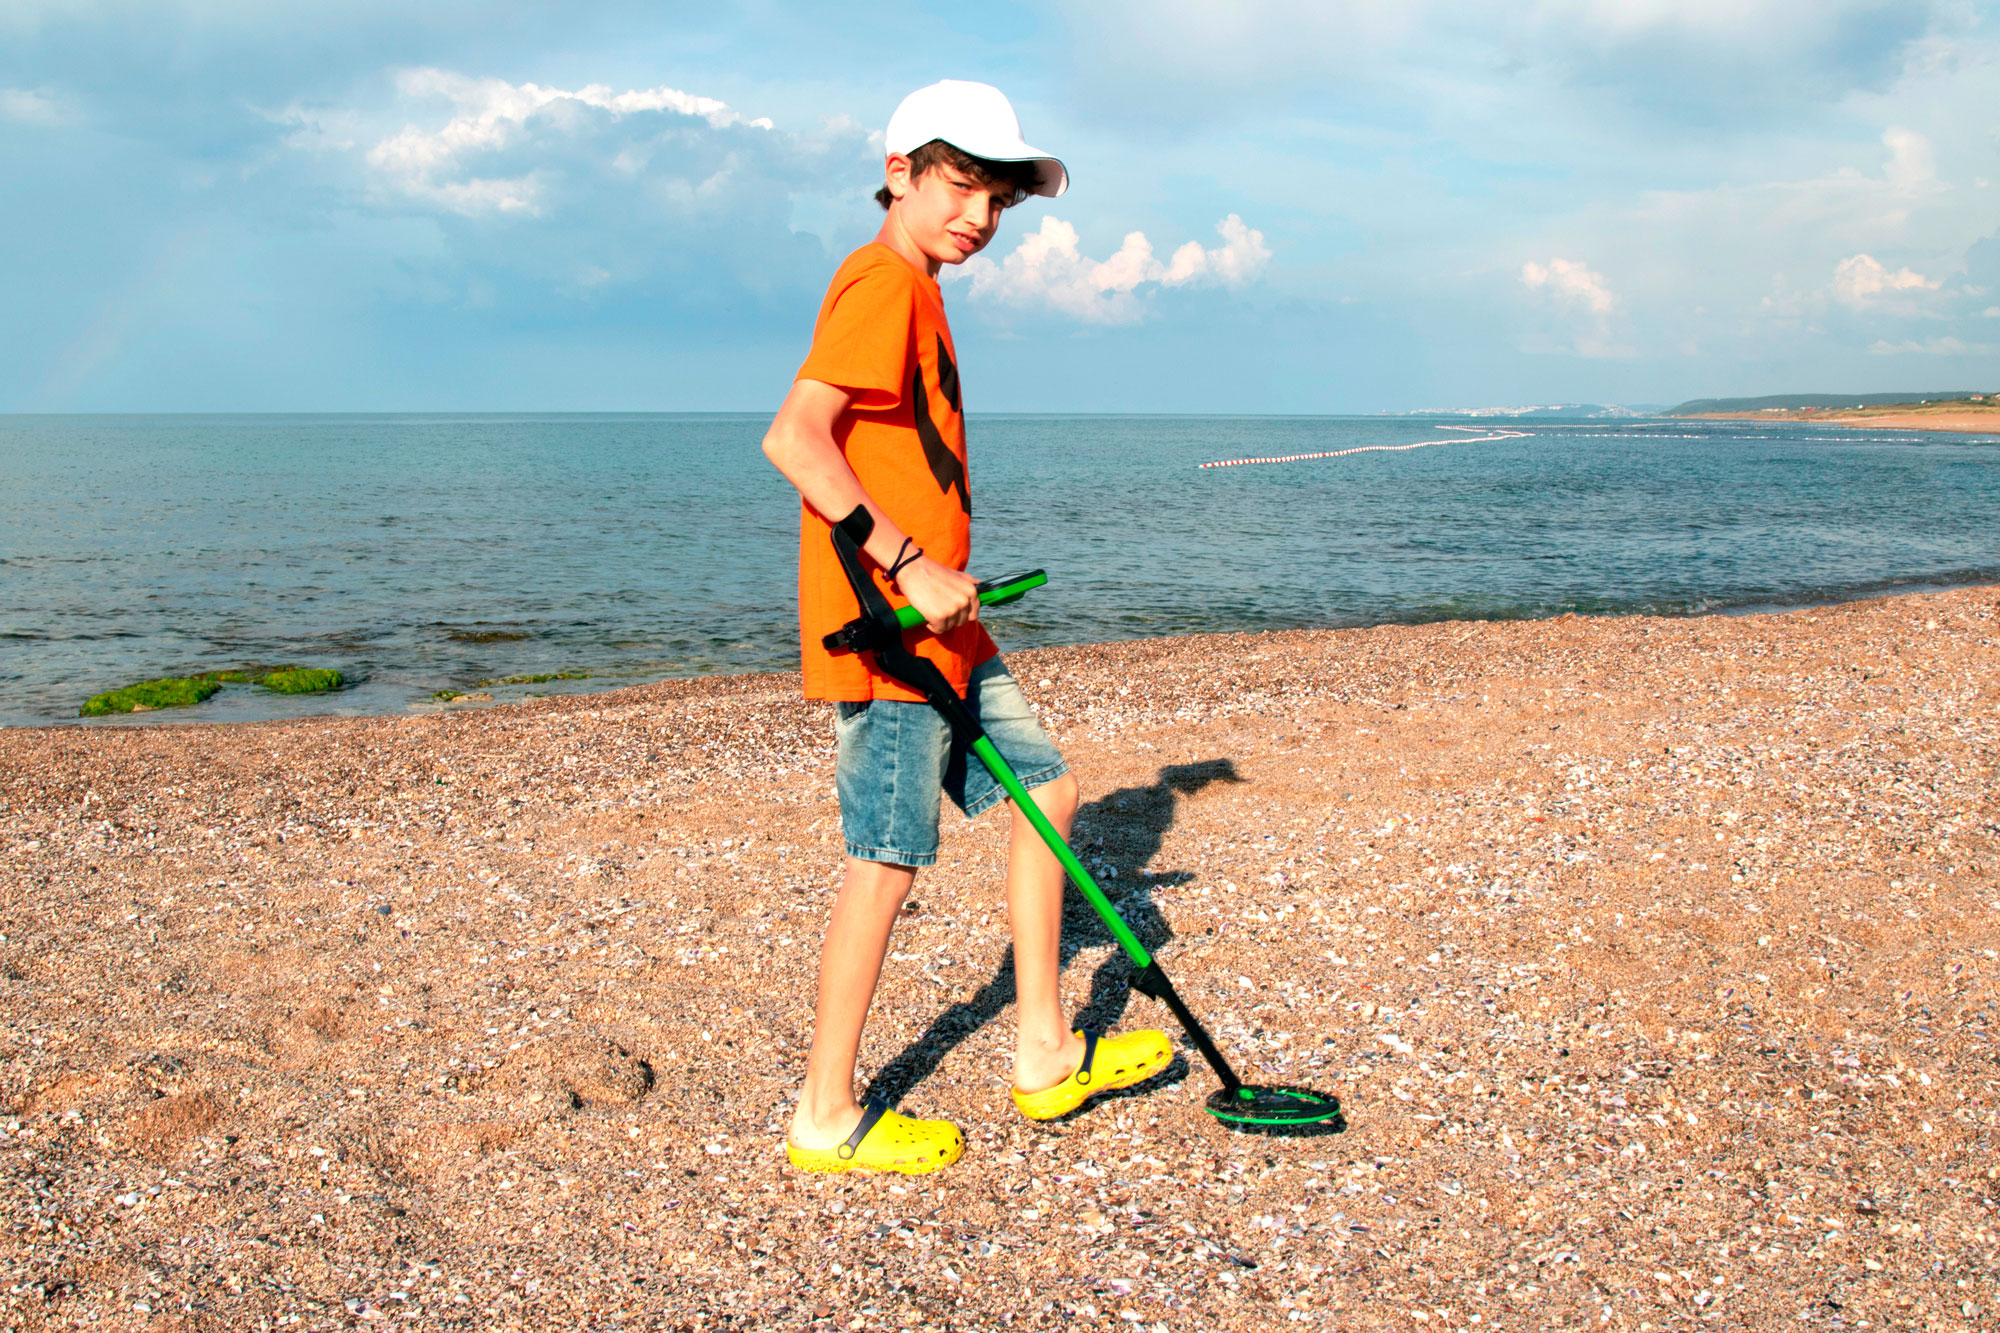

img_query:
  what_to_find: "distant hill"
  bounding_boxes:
[1670,392,1985,415]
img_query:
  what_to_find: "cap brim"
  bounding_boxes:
[931,138,1067,198]
[1011,151,1067,198]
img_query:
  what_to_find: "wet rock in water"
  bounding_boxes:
[79,676,223,717]
[259,667,344,694]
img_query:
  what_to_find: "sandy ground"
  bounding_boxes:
[3,587,1998,1332]
[1682,408,2000,434]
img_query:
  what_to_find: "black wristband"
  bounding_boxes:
[886,538,924,582]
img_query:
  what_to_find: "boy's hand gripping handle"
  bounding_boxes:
[821,508,1045,656]
[821,507,986,747]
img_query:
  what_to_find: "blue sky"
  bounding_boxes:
[3,0,1997,412]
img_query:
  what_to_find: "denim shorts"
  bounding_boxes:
[834,656,1070,868]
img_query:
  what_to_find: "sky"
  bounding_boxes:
[3,0,1998,413]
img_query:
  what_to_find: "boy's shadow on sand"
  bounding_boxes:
[863,758,1241,1109]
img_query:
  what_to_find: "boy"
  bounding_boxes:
[761,80,1171,1174]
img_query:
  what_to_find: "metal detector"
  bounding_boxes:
[823,506,1342,1131]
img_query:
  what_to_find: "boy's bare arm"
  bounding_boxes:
[763,378,980,633]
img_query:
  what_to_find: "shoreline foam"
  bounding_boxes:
[17,573,2000,732]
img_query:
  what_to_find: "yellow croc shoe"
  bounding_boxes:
[786,1099,964,1175]
[1011,1027,1174,1121]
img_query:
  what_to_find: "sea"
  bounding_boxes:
[2,413,1996,728]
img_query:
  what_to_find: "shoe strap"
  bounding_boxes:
[837,1099,889,1161]
[1073,1028,1100,1087]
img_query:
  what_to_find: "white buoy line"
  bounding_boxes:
[1197,426,1533,469]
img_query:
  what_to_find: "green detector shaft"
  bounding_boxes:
[823,508,1341,1131]
[816,569,1046,652]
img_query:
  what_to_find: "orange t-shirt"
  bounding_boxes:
[794,243,998,702]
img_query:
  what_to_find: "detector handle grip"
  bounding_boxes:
[890,570,1047,631]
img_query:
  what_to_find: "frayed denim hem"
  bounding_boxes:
[962,758,1071,820]
[843,842,936,869]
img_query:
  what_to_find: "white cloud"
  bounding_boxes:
[1518,257,1626,357]
[1881,126,1935,193]
[1866,335,1984,354]
[1985,306,2000,317]
[0,87,69,125]
[266,68,879,318]
[1832,252,1939,306]
[1162,215,1274,287]
[360,69,776,217]
[956,214,1271,324]
[1519,107,1988,362]
[1520,257,1613,314]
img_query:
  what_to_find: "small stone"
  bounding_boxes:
[375,904,392,916]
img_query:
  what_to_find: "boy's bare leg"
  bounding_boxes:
[790,857,917,1149]
[1008,772,1086,1093]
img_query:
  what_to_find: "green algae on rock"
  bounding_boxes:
[199,665,310,686]
[434,671,587,700]
[79,677,224,717]
[472,671,590,688]
[259,667,343,694]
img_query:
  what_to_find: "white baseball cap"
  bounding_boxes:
[884,79,1068,198]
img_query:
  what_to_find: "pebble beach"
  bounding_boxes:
[1682,407,2000,434]
[3,586,1997,1331]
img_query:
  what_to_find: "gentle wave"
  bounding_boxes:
[1,413,1995,726]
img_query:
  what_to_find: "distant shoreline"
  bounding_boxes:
[1680,408,2000,435]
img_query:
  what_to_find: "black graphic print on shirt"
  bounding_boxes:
[936,334,961,413]
[911,339,970,514]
